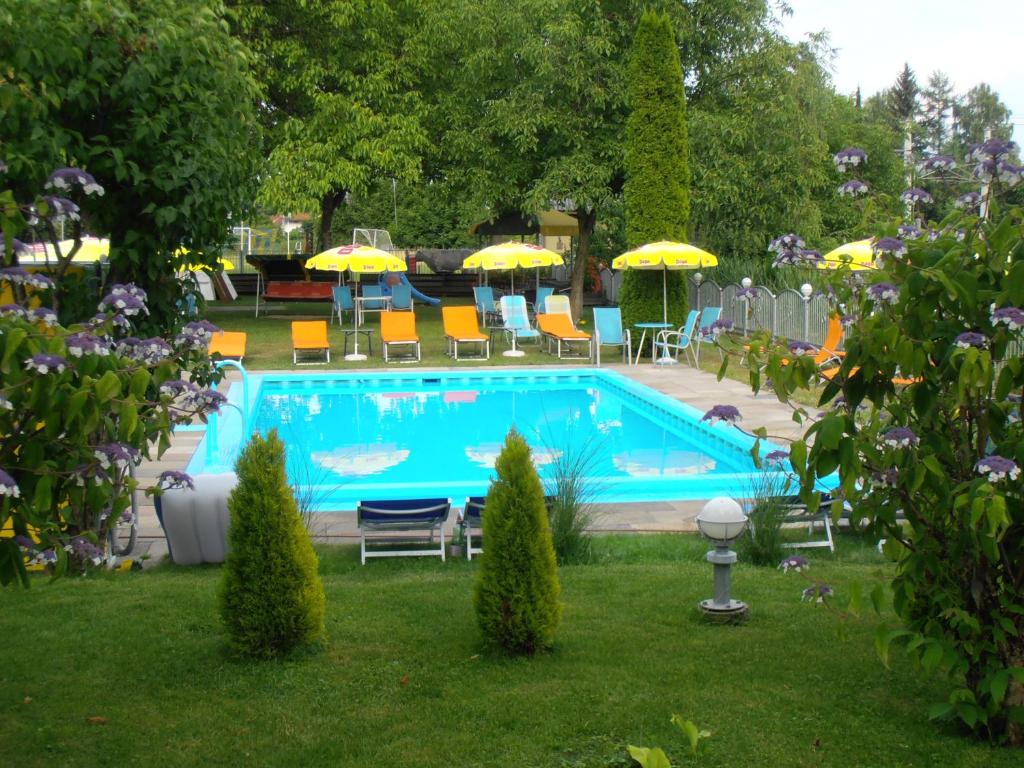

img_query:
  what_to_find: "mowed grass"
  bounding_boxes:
[0,536,1013,768]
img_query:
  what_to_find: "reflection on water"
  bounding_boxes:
[250,384,741,492]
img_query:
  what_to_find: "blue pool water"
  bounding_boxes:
[186,369,788,510]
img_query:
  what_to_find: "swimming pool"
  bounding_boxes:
[186,369,789,510]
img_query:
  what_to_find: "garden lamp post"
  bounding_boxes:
[741,277,753,335]
[695,497,749,619]
[800,282,814,341]
[693,272,703,311]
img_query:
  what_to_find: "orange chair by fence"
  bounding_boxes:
[208,331,247,361]
[381,311,421,363]
[442,306,490,360]
[537,313,592,360]
[291,321,330,365]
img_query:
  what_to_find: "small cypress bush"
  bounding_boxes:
[474,428,562,654]
[220,430,326,659]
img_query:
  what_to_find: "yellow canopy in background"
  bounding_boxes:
[305,244,406,274]
[820,239,874,271]
[26,237,109,263]
[613,241,719,324]
[463,241,564,293]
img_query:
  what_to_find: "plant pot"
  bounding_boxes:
[449,544,464,558]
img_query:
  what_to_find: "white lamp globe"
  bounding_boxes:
[800,282,814,298]
[696,497,748,545]
[740,277,753,289]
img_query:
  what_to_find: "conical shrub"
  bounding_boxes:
[220,429,326,658]
[474,428,562,654]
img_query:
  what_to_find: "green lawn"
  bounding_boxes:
[1,536,1013,767]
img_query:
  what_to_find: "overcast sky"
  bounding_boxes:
[778,0,1024,141]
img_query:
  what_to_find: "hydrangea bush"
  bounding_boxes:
[0,168,223,584]
[726,140,1024,743]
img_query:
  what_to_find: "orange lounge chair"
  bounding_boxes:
[443,306,490,360]
[537,313,592,360]
[208,331,247,361]
[381,311,421,363]
[291,321,330,365]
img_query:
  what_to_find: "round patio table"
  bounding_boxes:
[633,322,673,365]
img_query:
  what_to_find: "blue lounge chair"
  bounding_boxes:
[390,283,413,311]
[331,285,353,325]
[653,309,699,365]
[499,295,541,356]
[358,284,387,324]
[746,492,839,553]
[593,307,632,365]
[473,286,501,328]
[463,496,485,560]
[530,286,554,316]
[694,306,722,364]
[356,498,452,564]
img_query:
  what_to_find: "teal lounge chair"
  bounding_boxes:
[473,286,501,327]
[694,306,722,364]
[499,295,540,356]
[331,285,353,325]
[593,307,632,365]
[390,283,413,311]
[356,498,452,564]
[530,286,554,316]
[653,309,699,365]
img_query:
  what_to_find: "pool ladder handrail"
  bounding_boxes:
[205,360,250,465]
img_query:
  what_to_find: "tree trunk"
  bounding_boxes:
[1007,649,1024,745]
[317,189,346,252]
[569,208,597,323]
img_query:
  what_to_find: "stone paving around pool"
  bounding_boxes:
[133,363,804,562]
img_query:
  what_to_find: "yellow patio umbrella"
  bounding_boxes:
[463,241,563,294]
[820,239,874,271]
[32,237,109,263]
[174,247,234,271]
[612,241,719,324]
[305,244,407,361]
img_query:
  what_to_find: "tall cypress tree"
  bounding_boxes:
[619,10,690,331]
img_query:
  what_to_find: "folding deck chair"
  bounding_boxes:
[356,498,452,564]
[208,331,247,362]
[592,307,632,365]
[380,311,421,363]
[653,309,699,365]
[442,306,490,360]
[473,286,502,328]
[463,496,485,560]
[291,321,330,365]
[537,313,592,359]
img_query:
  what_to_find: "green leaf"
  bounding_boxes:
[989,669,1010,705]
[627,746,671,768]
[129,368,151,399]
[921,642,943,672]
[1,327,27,373]
[31,475,53,515]
[95,371,122,403]
[670,714,703,755]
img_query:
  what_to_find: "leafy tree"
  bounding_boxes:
[919,71,956,154]
[221,430,326,659]
[474,428,561,655]
[228,0,425,251]
[952,83,1015,156]
[618,10,690,329]
[734,140,1024,743]
[0,0,262,331]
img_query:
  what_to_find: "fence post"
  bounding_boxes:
[801,283,813,341]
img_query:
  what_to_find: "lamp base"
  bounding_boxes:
[698,599,748,623]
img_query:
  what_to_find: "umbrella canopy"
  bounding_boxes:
[468,210,579,237]
[175,248,234,271]
[305,244,406,274]
[28,237,109,263]
[613,241,719,324]
[820,239,874,271]
[463,241,563,293]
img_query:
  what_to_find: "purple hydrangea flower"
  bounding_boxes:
[833,147,867,171]
[186,388,228,414]
[955,229,966,242]
[779,555,808,573]
[25,272,54,291]
[968,138,1017,162]
[65,332,110,358]
[158,470,195,491]
[788,341,817,357]
[837,179,869,197]
[955,191,982,209]
[897,225,922,240]
[707,319,734,335]
[997,160,1023,187]
[0,266,30,285]
[0,304,27,320]
[68,536,104,566]
[175,319,220,349]
[955,332,987,349]
[72,463,110,487]
[37,549,58,565]
[872,238,907,258]
[900,187,933,204]
[882,427,918,449]
[40,195,80,222]
[870,468,899,488]
[769,233,805,253]
[920,155,956,173]
[735,286,759,301]
[160,379,199,398]
[802,583,834,603]
[24,353,68,374]
[0,468,20,498]
[116,337,142,359]
[975,455,1020,483]
[93,442,140,468]
[0,236,30,257]
[31,307,58,327]
[991,306,1024,331]
[99,292,146,317]
[110,314,132,332]
[14,534,35,550]
[701,404,741,425]
[764,449,789,466]
[134,337,174,366]
[46,167,105,196]
[927,229,941,242]
[867,282,899,305]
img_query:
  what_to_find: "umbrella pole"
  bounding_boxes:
[662,267,668,325]
[345,281,367,362]
[510,270,515,295]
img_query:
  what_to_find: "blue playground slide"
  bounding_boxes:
[378,271,440,306]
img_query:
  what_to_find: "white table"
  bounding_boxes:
[355,295,392,326]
